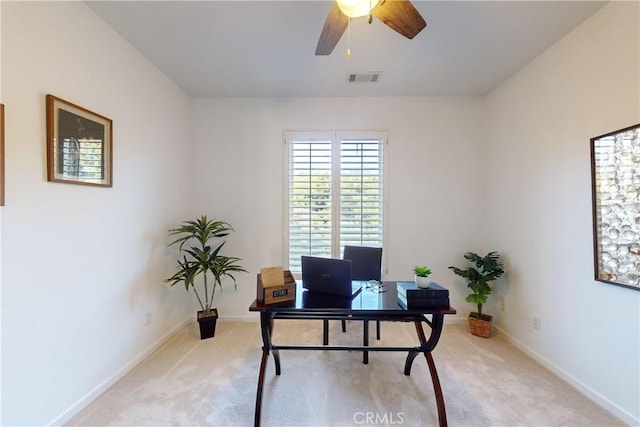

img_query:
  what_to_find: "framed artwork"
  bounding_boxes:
[0,103,4,206]
[590,123,640,291]
[46,95,112,187]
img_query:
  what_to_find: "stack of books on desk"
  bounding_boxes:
[397,281,450,309]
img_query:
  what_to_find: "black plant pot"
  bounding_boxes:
[197,308,218,339]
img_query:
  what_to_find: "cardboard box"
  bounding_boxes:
[257,269,296,305]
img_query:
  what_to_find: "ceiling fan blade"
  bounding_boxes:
[371,0,426,39]
[315,3,349,55]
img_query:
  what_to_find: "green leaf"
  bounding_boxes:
[165,215,246,309]
[450,251,504,314]
[413,265,431,277]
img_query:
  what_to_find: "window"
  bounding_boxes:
[284,131,387,274]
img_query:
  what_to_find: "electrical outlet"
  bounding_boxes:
[532,315,541,331]
[145,311,152,326]
[500,298,505,311]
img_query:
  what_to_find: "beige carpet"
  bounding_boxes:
[67,320,624,427]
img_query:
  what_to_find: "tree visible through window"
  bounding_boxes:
[284,131,387,274]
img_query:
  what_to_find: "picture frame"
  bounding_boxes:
[0,103,5,206]
[46,95,112,187]
[590,123,640,291]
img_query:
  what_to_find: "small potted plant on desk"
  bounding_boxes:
[413,265,432,288]
[448,251,504,338]
[166,215,246,339]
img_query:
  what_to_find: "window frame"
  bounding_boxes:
[282,130,389,277]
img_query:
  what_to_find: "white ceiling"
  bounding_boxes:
[86,0,607,98]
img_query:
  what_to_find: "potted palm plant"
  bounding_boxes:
[166,215,246,339]
[413,265,432,288]
[448,251,504,338]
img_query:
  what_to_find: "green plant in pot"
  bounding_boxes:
[413,265,432,288]
[166,215,246,340]
[448,251,504,338]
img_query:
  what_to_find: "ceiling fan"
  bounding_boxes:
[315,0,427,56]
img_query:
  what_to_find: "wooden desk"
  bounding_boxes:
[249,281,456,427]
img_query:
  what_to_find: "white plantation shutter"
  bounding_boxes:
[284,131,387,274]
[340,139,384,248]
[287,139,333,272]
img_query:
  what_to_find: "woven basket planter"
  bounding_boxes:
[468,314,493,338]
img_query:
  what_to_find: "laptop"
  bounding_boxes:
[301,256,363,298]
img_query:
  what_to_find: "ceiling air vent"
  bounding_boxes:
[347,72,382,84]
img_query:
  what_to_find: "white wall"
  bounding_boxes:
[484,2,640,424]
[191,97,485,320]
[0,2,4,424]
[2,1,637,426]
[1,2,194,425]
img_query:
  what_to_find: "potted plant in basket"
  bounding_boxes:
[413,265,432,288]
[448,251,504,338]
[165,215,247,339]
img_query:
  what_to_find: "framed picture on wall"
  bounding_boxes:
[46,94,112,187]
[590,123,640,291]
[1,103,5,206]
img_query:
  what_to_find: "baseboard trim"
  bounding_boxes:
[495,325,639,426]
[48,316,192,426]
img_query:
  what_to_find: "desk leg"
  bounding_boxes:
[254,312,281,427]
[363,321,369,364]
[323,319,329,345]
[425,351,447,427]
[254,348,269,427]
[404,316,447,427]
[404,314,445,373]
[404,350,420,374]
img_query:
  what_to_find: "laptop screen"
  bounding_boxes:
[301,256,359,297]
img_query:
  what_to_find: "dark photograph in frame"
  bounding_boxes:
[46,94,112,187]
[590,123,640,291]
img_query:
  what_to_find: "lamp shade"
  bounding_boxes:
[336,0,379,18]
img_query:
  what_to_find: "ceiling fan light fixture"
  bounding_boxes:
[315,0,425,56]
[336,0,379,18]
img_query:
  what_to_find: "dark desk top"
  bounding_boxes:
[249,281,456,315]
